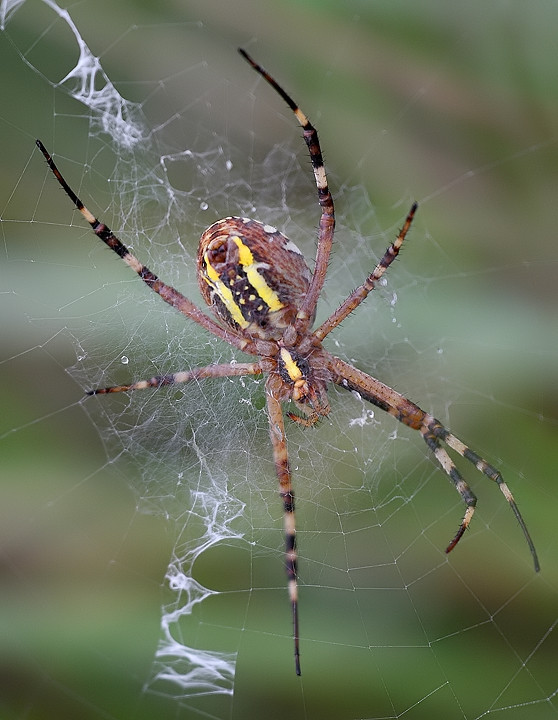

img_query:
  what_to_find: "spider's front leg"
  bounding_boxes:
[423,420,540,571]
[265,373,301,675]
[328,355,540,572]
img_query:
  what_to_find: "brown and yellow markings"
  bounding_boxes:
[230,234,284,312]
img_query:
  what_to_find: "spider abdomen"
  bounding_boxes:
[197,216,313,339]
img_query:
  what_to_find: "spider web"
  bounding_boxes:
[1,2,557,719]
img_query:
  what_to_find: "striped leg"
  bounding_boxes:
[421,425,478,553]
[36,140,250,352]
[425,419,540,570]
[314,202,417,341]
[87,362,262,395]
[239,49,335,332]
[328,355,540,572]
[265,374,301,675]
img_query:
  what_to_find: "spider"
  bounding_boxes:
[36,48,539,676]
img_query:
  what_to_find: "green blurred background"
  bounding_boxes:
[1,1,557,719]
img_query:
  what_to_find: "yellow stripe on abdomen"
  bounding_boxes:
[232,236,284,312]
[203,252,249,328]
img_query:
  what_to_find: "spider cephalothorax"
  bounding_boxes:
[36,48,539,676]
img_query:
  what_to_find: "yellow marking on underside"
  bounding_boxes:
[280,347,303,381]
[232,236,284,312]
[203,252,249,328]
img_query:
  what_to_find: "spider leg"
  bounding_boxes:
[327,354,540,571]
[421,427,478,552]
[265,374,301,675]
[87,362,262,394]
[239,49,335,333]
[36,140,251,354]
[426,422,540,570]
[315,202,417,341]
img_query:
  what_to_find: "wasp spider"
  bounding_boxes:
[36,48,539,675]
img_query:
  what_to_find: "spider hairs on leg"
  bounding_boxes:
[36,48,539,676]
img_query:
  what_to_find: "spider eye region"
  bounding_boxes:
[197,216,313,339]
